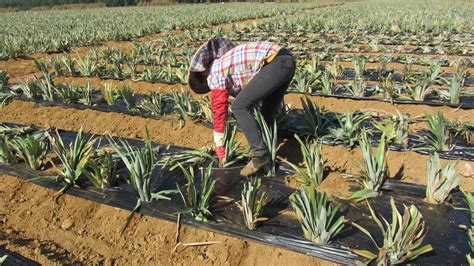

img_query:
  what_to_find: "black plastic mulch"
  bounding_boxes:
[0,128,471,265]
[0,248,39,266]
[10,95,474,162]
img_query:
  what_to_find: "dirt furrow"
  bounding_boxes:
[0,174,326,265]
[1,100,472,191]
[49,76,474,124]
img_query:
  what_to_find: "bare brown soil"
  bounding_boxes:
[1,4,473,264]
[0,174,330,265]
[1,100,472,189]
[49,76,474,124]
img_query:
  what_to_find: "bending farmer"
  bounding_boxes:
[188,38,296,176]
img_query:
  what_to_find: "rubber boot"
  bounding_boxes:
[240,155,271,177]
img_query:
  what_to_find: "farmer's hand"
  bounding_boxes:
[214,131,226,163]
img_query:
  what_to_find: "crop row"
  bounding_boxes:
[1,74,472,161]
[31,44,473,107]
[0,3,331,59]
[1,121,472,264]
[259,1,474,39]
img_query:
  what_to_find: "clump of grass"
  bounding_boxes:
[177,164,217,222]
[240,177,268,230]
[351,198,433,265]
[425,153,460,204]
[284,135,324,187]
[289,186,344,244]
[348,130,388,202]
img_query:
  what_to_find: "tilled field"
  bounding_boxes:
[1,1,474,265]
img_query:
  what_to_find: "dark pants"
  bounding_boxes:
[231,49,296,157]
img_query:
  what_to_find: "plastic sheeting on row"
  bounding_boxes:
[0,127,470,265]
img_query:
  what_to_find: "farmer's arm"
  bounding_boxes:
[208,74,228,159]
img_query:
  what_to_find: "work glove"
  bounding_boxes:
[214,131,226,163]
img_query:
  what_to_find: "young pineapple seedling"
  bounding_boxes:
[404,79,432,101]
[177,164,217,222]
[34,59,49,75]
[108,128,175,233]
[84,151,118,189]
[378,73,398,102]
[284,135,325,187]
[297,97,330,138]
[425,153,460,204]
[327,111,371,147]
[351,56,366,80]
[160,147,215,171]
[11,134,49,170]
[54,84,81,104]
[461,189,474,264]
[417,111,454,152]
[373,111,409,148]
[119,83,136,111]
[101,82,119,106]
[138,91,168,117]
[0,90,15,109]
[351,198,433,264]
[0,133,16,163]
[77,82,94,106]
[50,56,63,76]
[221,123,246,168]
[170,89,203,128]
[77,56,97,77]
[345,79,367,97]
[197,96,213,123]
[30,129,96,201]
[327,59,345,81]
[289,186,344,244]
[255,111,277,177]
[13,81,38,99]
[36,73,55,102]
[449,122,473,145]
[62,55,76,76]
[348,130,388,201]
[0,70,9,91]
[320,70,333,95]
[240,177,268,230]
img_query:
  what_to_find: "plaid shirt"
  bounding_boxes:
[207,41,281,95]
[207,41,281,134]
